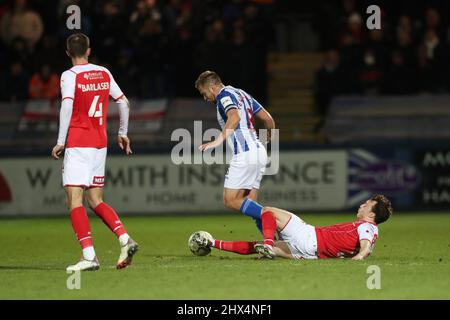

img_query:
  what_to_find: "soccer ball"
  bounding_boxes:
[188,231,213,256]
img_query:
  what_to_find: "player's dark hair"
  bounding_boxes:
[195,70,223,89]
[66,33,90,58]
[371,194,393,224]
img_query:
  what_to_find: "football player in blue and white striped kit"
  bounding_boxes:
[195,71,275,233]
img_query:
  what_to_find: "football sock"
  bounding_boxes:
[82,246,96,261]
[70,206,95,259]
[261,211,277,246]
[93,202,127,238]
[118,233,130,246]
[214,240,258,255]
[253,218,263,235]
[240,198,263,220]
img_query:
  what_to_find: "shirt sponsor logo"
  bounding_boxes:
[83,72,104,80]
[77,82,110,92]
[93,176,105,184]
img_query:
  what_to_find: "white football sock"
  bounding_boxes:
[119,233,130,246]
[82,246,96,261]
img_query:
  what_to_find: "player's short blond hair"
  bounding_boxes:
[195,71,223,89]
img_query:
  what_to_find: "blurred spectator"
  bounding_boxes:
[32,35,62,72]
[382,50,415,94]
[92,1,127,65]
[5,37,31,69]
[4,61,29,102]
[415,45,437,93]
[225,28,256,93]
[113,49,140,98]
[419,29,448,92]
[194,20,227,78]
[338,31,362,94]
[395,27,415,68]
[397,15,413,36]
[339,12,364,46]
[28,64,60,100]
[223,0,244,22]
[0,0,44,50]
[347,12,364,43]
[359,48,383,95]
[134,1,170,98]
[0,2,8,18]
[423,29,440,60]
[315,49,343,118]
[367,29,389,70]
[424,8,445,40]
[341,0,357,18]
[337,11,365,96]
[130,0,163,42]
[313,1,341,50]
[171,25,196,97]
[239,3,271,100]
[164,0,192,35]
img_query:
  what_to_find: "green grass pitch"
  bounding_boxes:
[0,213,449,299]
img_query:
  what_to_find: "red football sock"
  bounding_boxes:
[214,240,258,255]
[93,202,127,237]
[261,211,277,246]
[70,206,93,249]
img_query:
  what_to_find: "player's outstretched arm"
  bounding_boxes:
[199,109,240,151]
[352,240,372,260]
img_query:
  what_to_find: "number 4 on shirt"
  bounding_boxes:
[89,95,103,125]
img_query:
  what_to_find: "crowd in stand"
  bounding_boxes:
[314,0,450,117]
[2,0,449,113]
[0,0,273,102]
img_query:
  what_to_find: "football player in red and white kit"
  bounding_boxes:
[51,33,138,271]
[192,194,392,260]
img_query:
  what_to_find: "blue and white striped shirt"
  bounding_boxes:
[216,86,264,154]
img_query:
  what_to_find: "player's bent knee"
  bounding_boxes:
[262,207,275,214]
[223,198,234,210]
[223,197,240,211]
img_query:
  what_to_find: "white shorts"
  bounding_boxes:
[62,147,107,188]
[224,146,267,190]
[279,213,318,260]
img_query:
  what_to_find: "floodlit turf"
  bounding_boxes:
[0,213,449,299]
